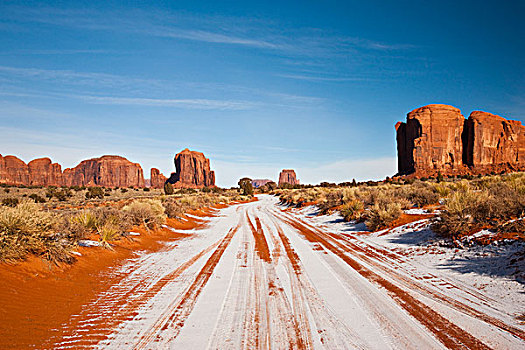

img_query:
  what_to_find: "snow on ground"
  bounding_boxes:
[48,195,525,349]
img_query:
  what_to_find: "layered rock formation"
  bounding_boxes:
[0,154,145,187]
[252,179,272,188]
[278,169,299,186]
[464,111,525,173]
[150,168,167,189]
[63,156,144,188]
[167,149,215,188]
[28,158,63,186]
[396,104,525,177]
[0,155,63,186]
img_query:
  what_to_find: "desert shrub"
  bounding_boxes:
[54,188,72,201]
[0,201,73,263]
[339,199,364,222]
[164,182,174,195]
[86,187,104,199]
[433,189,478,237]
[365,202,402,231]
[4,188,9,193]
[29,194,46,203]
[45,186,57,199]
[98,222,120,248]
[2,197,19,207]
[318,190,344,213]
[121,188,128,193]
[73,210,99,232]
[162,198,184,218]
[123,199,166,230]
[401,185,439,208]
[143,187,150,192]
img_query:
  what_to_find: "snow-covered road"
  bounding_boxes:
[49,195,525,349]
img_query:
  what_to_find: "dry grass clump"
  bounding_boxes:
[365,202,403,231]
[339,199,364,222]
[0,200,74,263]
[433,176,525,238]
[123,199,166,230]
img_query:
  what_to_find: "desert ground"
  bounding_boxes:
[3,194,521,349]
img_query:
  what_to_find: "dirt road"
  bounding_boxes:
[48,195,524,349]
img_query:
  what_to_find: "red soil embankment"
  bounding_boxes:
[0,214,205,349]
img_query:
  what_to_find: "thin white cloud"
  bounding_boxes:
[79,95,257,110]
[276,74,376,82]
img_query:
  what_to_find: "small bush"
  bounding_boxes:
[0,201,73,263]
[339,200,364,222]
[4,188,9,193]
[86,187,104,199]
[123,199,166,230]
[164,182,174,195]
[29,194,46,203]
[2,197,19,207]
[365,202,402,231]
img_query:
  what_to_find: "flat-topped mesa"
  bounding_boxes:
[278,169,299,186]
[465,111,525,173]
[63,155,145,188]
[150,168,167,189]
[395,104,525,177]
[252,179,272,188]
[167,149,215,188]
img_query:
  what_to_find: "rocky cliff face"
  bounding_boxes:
[0,155,64,186]
[464,111,525,173]
[396,104,466,176]
[0,155,29,185]
[278,169,299,186]
[63,155,144,188]
[150,168,167,189]
[396,105,525,177]
[167,149,215,188]
[28,158,63,186]
[0,154,145,187]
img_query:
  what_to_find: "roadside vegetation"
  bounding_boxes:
[0,184,251,264]
[274,173,525,242]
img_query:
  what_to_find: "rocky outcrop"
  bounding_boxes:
[396,104,525,177]
[396,104,466,176]
[167,149,215,188]
[278,169,299,186]
[0,154,146,187]
[0,155,29,185]
[464,111,525,173]
[150,168,167,189]
[63,155,145,188]
[252,179,272,188]
[28,158,63,186]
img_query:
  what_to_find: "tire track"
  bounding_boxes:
[134,223,240,348]
[276,210,491,350]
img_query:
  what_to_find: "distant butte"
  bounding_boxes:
[166,149,215,188]
[278,169,299,186]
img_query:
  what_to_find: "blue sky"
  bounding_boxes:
[0,0,523,187]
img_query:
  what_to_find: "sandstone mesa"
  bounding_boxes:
[396,104,525,177]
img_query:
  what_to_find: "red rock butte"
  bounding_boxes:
[0,154,144,188]
[150,168,167,189]
[166,149,215,188]
[278,169,299,186]
[396,104,525,177]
